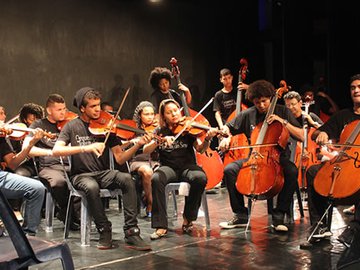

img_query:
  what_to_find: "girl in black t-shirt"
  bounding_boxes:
[143,99,217,240]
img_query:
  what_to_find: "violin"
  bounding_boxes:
[236,80,290,200]
[142,114,160,134]
[0,123,56,140]
[224,58,250,167]
[172,116,228,138]
[314,120,360,205]
[170,57,224,190]
[57,111,78,131]
[89,110,160,141]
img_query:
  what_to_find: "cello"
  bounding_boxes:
[236,81,290,200]
[170,57,224,190]
[313,120,360,205]
[223,58,250,167]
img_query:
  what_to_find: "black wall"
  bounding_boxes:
[0,0,358,123]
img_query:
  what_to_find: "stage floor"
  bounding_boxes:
[32,188,356,270]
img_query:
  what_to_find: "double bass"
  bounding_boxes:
[314,120,360,205]
[294,96,321,190]
[236,81,290,200]
[170,57,224,190]
[223,58,250,167]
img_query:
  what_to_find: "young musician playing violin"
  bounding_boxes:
[149,66,192,111]
[218,80,304,232]
[0,125,46,235]
[22,94,81,230]
[305,74,360,246]
[10,103,45,177]
[129,101,160,218]
[52,87,152,251]
[143,99,218,240]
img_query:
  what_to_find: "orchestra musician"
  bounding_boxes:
[218,80,304,232]
[305,74,360,247]
[143,99,218,240]
[22,94,81,231]
[128,101,160,218]
[149,66,192,111]
[0,124,45,236]
[52,87,152,251]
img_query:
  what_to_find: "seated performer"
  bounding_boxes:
[52,87,152,251]
[218,79,303,232]
[305,74,360,247]
[143,99,217,240]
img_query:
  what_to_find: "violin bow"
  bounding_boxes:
[173,97,214,141]
[3,114,20,125]
[103,87,130,146]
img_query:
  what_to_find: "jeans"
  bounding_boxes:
[224,153,297,216]
[0,171,45,234]
[72,170,138,231]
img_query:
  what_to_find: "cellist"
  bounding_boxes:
[218,80,303,232]
[283,91,323,130]
[305,74,360,246]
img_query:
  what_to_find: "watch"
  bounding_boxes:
[283,119,289,126]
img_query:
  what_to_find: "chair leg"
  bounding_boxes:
[201,192,210,231]
[63,196,74,240]
[295,183,305,218]
[45,191,55,233]
[80,197,91,247]
[171,191,178,217]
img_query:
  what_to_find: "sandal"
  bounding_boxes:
[150,229,167,240]
[182,222,193,233]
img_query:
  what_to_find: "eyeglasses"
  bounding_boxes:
[286,101,299,108]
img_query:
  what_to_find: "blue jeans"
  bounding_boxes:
[0,171,45,234]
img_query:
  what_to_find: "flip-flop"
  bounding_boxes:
[150,229,167,240]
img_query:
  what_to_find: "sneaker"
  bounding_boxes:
[97,224,113,250]
[338,221,360,248]
[272,211,288,232]
[219,215,248,229]
[343,205,355,215]
[124,227,151,251]
[309,222,332,239]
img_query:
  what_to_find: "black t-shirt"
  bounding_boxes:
[296,112,323,128]
[57,118,121,176]
[0,137,14,165]
[318,108,360,140]
[150,89,182,111]
[28,118,63,168]
[155,127,196,172]
[213,89,237,123]
[226,104,301,156]
[227,105,301,139]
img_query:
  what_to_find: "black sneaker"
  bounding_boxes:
[309,222,332,239]
[338,221,360,248]
[272,210,288,232]
[124,227,151,251]
[97,224,113,250]
[219,215,248,229]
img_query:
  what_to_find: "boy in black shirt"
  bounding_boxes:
[218,80,303,232]
[53,87,152,251]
